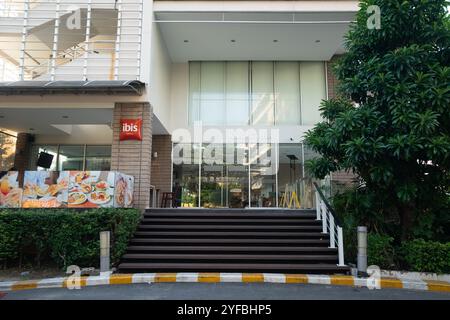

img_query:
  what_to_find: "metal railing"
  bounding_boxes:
[0,0,143,81]
[314,182,345,267]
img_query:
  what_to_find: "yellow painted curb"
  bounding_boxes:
[380,278,403,289]
[63,276,87,289]
[242,273,265,283]
[109,274,133,285]
[285,274,308,284]
[1,273,449,293]
[154,273,178,283]
[330,275,355,286]
[11,280,38,291]
[198,273,221,283]
[425,280,450,293]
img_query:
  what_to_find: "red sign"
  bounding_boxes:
[120,119,142,141]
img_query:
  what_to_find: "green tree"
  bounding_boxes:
[305,0,450,240]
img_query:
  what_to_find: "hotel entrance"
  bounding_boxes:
[172,142,318,209]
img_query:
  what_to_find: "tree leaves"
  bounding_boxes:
[304,0,450,239]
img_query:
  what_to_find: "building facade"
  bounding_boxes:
[0,0,358,209]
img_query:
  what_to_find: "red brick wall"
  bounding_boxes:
[326,55,342,99]
[111,103,153,210]
[150,135,172,206]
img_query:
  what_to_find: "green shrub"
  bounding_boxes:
[399,239,450,274]
[0,208,140,269]
[367,234,395,269]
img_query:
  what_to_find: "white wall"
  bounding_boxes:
[35,125,112,144]
[148,21,172,132]
[170,62,189,132]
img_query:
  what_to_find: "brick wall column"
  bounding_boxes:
[326,55,341,99]
[13,133,32,170]
[150,135,172,206]
[111,103,152,210]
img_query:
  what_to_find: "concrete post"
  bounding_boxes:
[100,231,110,273]
[357,226,368,274]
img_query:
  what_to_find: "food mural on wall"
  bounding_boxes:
[22,171,69,208]
[0,171,22,208]
[68,171,115,208]
[114,172,134,208]
[0,171,133,208]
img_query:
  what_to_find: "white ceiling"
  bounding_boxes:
[155,11,354,62]
[0,108,113,134]
[0,107,168,137]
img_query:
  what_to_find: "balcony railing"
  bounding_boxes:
[0,0,143,81]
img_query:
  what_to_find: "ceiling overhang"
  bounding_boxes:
[154,10,356,62]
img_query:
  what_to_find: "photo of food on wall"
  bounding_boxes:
[21,171,69,208]
[0,171,22,208]
[68,171,115,208]
[114,172,134,208]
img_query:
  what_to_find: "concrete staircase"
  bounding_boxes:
[118,208,350,274]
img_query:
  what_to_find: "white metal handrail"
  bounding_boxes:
[314,183,345,267]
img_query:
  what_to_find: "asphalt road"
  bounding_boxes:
[1,283,450,300]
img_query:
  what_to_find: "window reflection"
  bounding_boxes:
[29,144,111,171]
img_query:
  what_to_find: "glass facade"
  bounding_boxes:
[173,143,319,208]
[189,61,326,126]
[29,144,111,171]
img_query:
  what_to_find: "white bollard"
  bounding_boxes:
[100,231,110,273]
[357,226,368,274]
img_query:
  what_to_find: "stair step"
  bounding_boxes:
[138,225,323,231]
[119,208,346,275]
[140,218,321,225]
[118,262,349,274]
[121,253,338,261]
[143,212,317,219]
[129,238,330,246]
[133,231,329,238]
[126,246,338,253]
[145,208,316,215]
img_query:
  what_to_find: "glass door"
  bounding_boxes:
[225,143,249,208]
[250,143,277,207]
[201,143,225,208]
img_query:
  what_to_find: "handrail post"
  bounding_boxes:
[321,201,327,234]
[329,215,335,248]
[337,227,345,266]
[315,191,320,220]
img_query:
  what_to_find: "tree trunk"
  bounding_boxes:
[398,203,415,241]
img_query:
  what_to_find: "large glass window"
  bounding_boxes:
[29,144,111,171]
[58,145,84,171]
[85,145,112,171]
[172,142,320,208]
[189,61,326,126]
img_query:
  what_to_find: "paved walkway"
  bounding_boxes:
[2,283,450,300]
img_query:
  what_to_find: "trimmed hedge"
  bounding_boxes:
[0,208,140,269]
[367,234,395,269]
[399,239,450,274]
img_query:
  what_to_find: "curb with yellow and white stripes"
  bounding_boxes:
[0,273,449,293]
